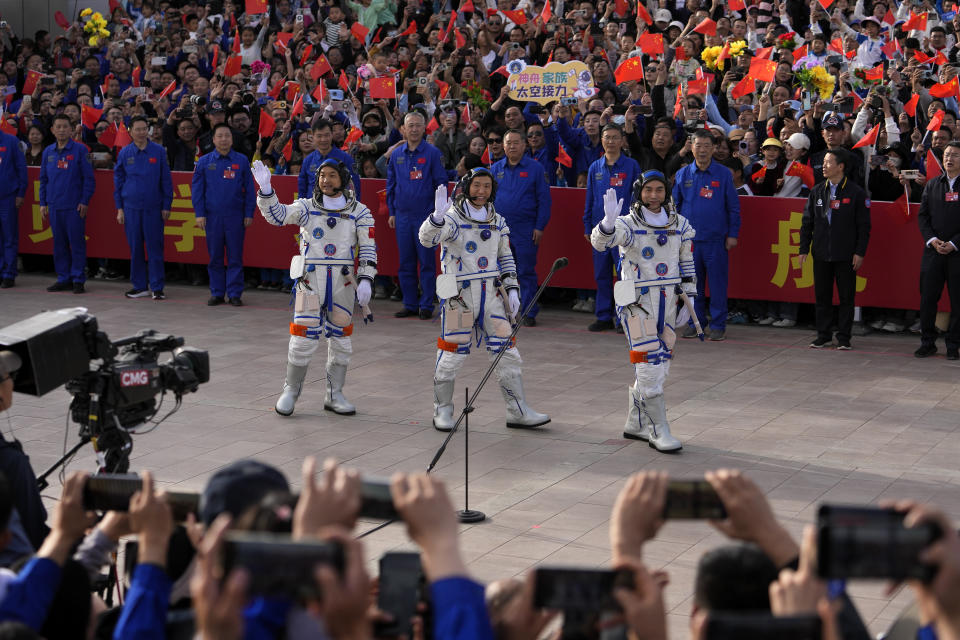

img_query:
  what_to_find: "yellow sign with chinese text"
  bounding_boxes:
[507,61,596,104]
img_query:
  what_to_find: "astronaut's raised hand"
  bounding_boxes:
[356,279,372,306]
[508,289,521,317]
[431,184,451,224]
[601,188,623,232]
[251,160,273,195]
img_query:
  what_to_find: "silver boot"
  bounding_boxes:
[500,371,550,429]
[433,379,456,432]
[275,363,309,416]
[645,394,682,452]
[623,383,652,441]
[324,363,356,415]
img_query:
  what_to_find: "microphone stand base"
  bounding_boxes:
[457,509,486,523]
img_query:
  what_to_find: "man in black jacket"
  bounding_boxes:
[799,149,871,350]
[915,141,960,360]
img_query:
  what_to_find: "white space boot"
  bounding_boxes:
[433,379,456,432]
[324,363,356,415]
[276,363,308,416]
[623,384,653,441]
[645,394,682,452]
[500,371,550,429]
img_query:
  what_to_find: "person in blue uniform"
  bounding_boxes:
[39,114,96,294]
[298,119,361,200]
[386,110,448,319]
[524,121,560,186]
[191,123,256,307]
[0,128,27,288]
[491,129,551,326]
[583,124,641,331]
[114,115,173,300]
[672,129,741,341]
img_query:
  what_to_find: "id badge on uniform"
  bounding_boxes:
[610,173,624,187]
[699,186,713,199]
[947,192,959,202]
[223,169,236,179]
[57,159,69,169]
[409,169,423,180]
[831,200,840,210]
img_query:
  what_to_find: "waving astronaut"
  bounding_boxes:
[418,167,550,432]
[590,170,697,452]
[252,158,377,417]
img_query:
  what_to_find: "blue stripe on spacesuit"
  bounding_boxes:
[324,267,333,313]
[475,281,487,347]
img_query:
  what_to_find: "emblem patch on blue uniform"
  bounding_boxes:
[641,247,654,259]
[655,262,668,276]
[313,228,324,239]
[324,243,337,256]
[477,256,489,269]
[465,241,477,253]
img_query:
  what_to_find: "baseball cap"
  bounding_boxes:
[0,351,21,378]
[861,16,881,27]
[208,99,225,113]
[668,20,684,30]
[654,8,672,23]
[822,112,844,129]
[199,459,290,525]
[761,137,783,149]
[786,132,811,150]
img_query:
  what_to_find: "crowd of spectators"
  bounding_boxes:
[2,0,959,326]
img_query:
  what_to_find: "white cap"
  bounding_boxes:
[654,9,672,23]
[668,20,685,30]
[786,132,811,151]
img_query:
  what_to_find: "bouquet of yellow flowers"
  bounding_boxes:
[80,8,111,47]
[794,61,835,100]
[700,40,749,70]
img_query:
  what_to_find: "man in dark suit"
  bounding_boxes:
[915,141,960,360]
[799,149,871,350]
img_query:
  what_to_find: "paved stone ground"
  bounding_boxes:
[3,274,959,639]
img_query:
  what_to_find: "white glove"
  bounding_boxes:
[601,188,622,231]
[252,160,273,195]
[431,184,450,223]
[676,304,690,327]
[356,279,372,306]
[508,289,521,317]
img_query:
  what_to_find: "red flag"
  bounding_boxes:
[232,28,241,54]
[731,75,755,99]
[614,58,646,85]
[212,45,219,70]
[299,44,314,67]
[728,0,745,10]
[269,78,286,100]
[435,78,450,98]
[893,191,911,224]
[442,11,457,43]
[373,27,383,43]
[852,123,880,149]
[259,111,276,138]
[926,149,943,178]
[913,50,933,63]
[246,0,268,13]
[481,145,490,164]
[274,32,294,54]
[311,54,332,80]
[636,2,653,25]
[97,123,116,147]
[350,21,370,42]
[230,12,237,30]
[791,44,807,64]
[817,0,834,9]
[426,116,440,134]
[461,0,475,11]
[157,79,177,99]
[546,50,553,64]
[286,81,301,102]
[493,66,510,77]
[880,38,899,59]
[675,45,687,61]
[291,93,304,117]
[934,50,949,66]
[282,136,293,162]
[22,70,43,96]
[786,161,815,188]
[828,38,844,54]
[461,101,472,126]
[369,76,397,99]
[81,104,102,129]
[100,72,114,97]
[637,32,664,55]
[672,85,683,118]
[109,0,121,14]
[614,0,629,17]
[54,11,71,29]
[849,91,864,111]
[903,11,927,31]
[224,55,242,77]
[114,122,132,148]
[341,127,363,151]
[864,63,884,81]
[904,94,920,117]
[748,57,777,82]
[687,77,708,95]
[755,46,774,59]
[556,143,573,167]
[132,66,141,88]
[502,9,528,24]
[539,0,551,22]
[928,76,958,98]
[693,17,716,36]
[311,82,325,102]
[883,9,895,24]
[454,28,467,48]
[752,166,767,182]
[399,21,417,36]
[339,70,351,93]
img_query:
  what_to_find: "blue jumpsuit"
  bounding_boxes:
[297,147,361,199]
[386,140,447,313]
[191,150,256,300]
[38,139,96,284]
[583,154,641,323]
[114,140,173,292]
[491,155,551,319]
[672,160,741,332]
[0,132,27,281]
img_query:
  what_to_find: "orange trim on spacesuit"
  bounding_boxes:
[437,338,461,352]
[629,350,648,363]
[290,322,309,337]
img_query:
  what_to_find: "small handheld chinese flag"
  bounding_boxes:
[748,57,777,82]
[493,66,510,77]
[341,127,363,151]
[864,63,884,81]
[755,46,774,59]
[114,123,133,148]
[461,101,472,126]
[311,82,325,102]
[686,76,708,95]
[614,0,629,17]
[894,190,911,224]
[282,136,293,162]
[369,76,397,99]
[454,28,467,48]
[637,33,664,55]
[929,77,959,99]
[880,38,899,59]
[299,44,314,67]
[286,81,301,102]
[883,9,896,24]
[903,11,927,31]
[22,70,43,96]
[673,85,683,118]
[339,70,351,93]
[81,104,103,129]
[913,50,933,64]
[132,66,141,87]
[786,161,814,188]
[290,93,304,117]
[693,17,716,36]
[728,0,745,10]
[502,9,528,24]
[259,111,276,138]
[224,55,242,77]
[350,21,370,42]
[614,58,644,84]
[399,21,417,36]
[269,78,287,100]
[556,143,573,168]
[480,145,490,164]
[731,75,755,99]
[311,54,332,80]
[792,44,807,64]
[435,78,450,98]
[817,0,834,9]
[97,123,116,147]
[539,0,551,22]
[212,45,220,69]
[232,28,241,54]
[926,149,943,178]
[904,94,920,117]
[274,32,294,54]
[718,42,732,68]
[636,2,653,25]
[934,50,949,66]
[100,72,114,97]
[158,79,177,99]
[852,123,880,149]
[752,166,767,182]
[246,0,268,14]
[461,0,475,12]
[54,11,71,30]
[426,116,440,134]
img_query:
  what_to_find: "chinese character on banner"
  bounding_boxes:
[165,183,206,252]
[770,211,867,292]
[28,181,52,243]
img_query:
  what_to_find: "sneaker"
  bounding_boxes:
[103,270,124,281]
[681,325,699,339]
[709,329,726,341]
[418,309,432,320]
[394,308,417,318]
[772,318,796,328]
[881,322,904,333]
[909,320,922,333]
[94,267,109,280]
[728,311,748,325]
[914,344,937,358]
[757,315,776,326]
[572,299,585,312]
[72,282,85,294]
[869,319,885,330]
[152,290,166,300]
[47,281,72,292]
[836,340,852,350]
[390,287,402,301]
[585,297,596,313]
[124,288,150,298]
[588,320,614,332]
[810,336,831,348]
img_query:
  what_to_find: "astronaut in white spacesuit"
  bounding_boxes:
[590,170,697,452]
[418,167,550,432]
[251,158,377,417]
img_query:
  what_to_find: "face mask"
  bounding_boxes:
[363,125,381,135]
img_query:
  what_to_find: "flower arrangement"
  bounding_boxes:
[794,60,835,100]
[80,8,111,47]
[777,32,797,50]
[700,40,748,70]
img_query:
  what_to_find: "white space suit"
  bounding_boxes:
[591,199,696,452]
[418,192,550,432]
[257,187,377,416]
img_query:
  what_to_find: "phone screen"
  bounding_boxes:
[663,480,727,519]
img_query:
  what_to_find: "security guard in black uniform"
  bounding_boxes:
[799,149,871,350]
[915,140,960,360]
